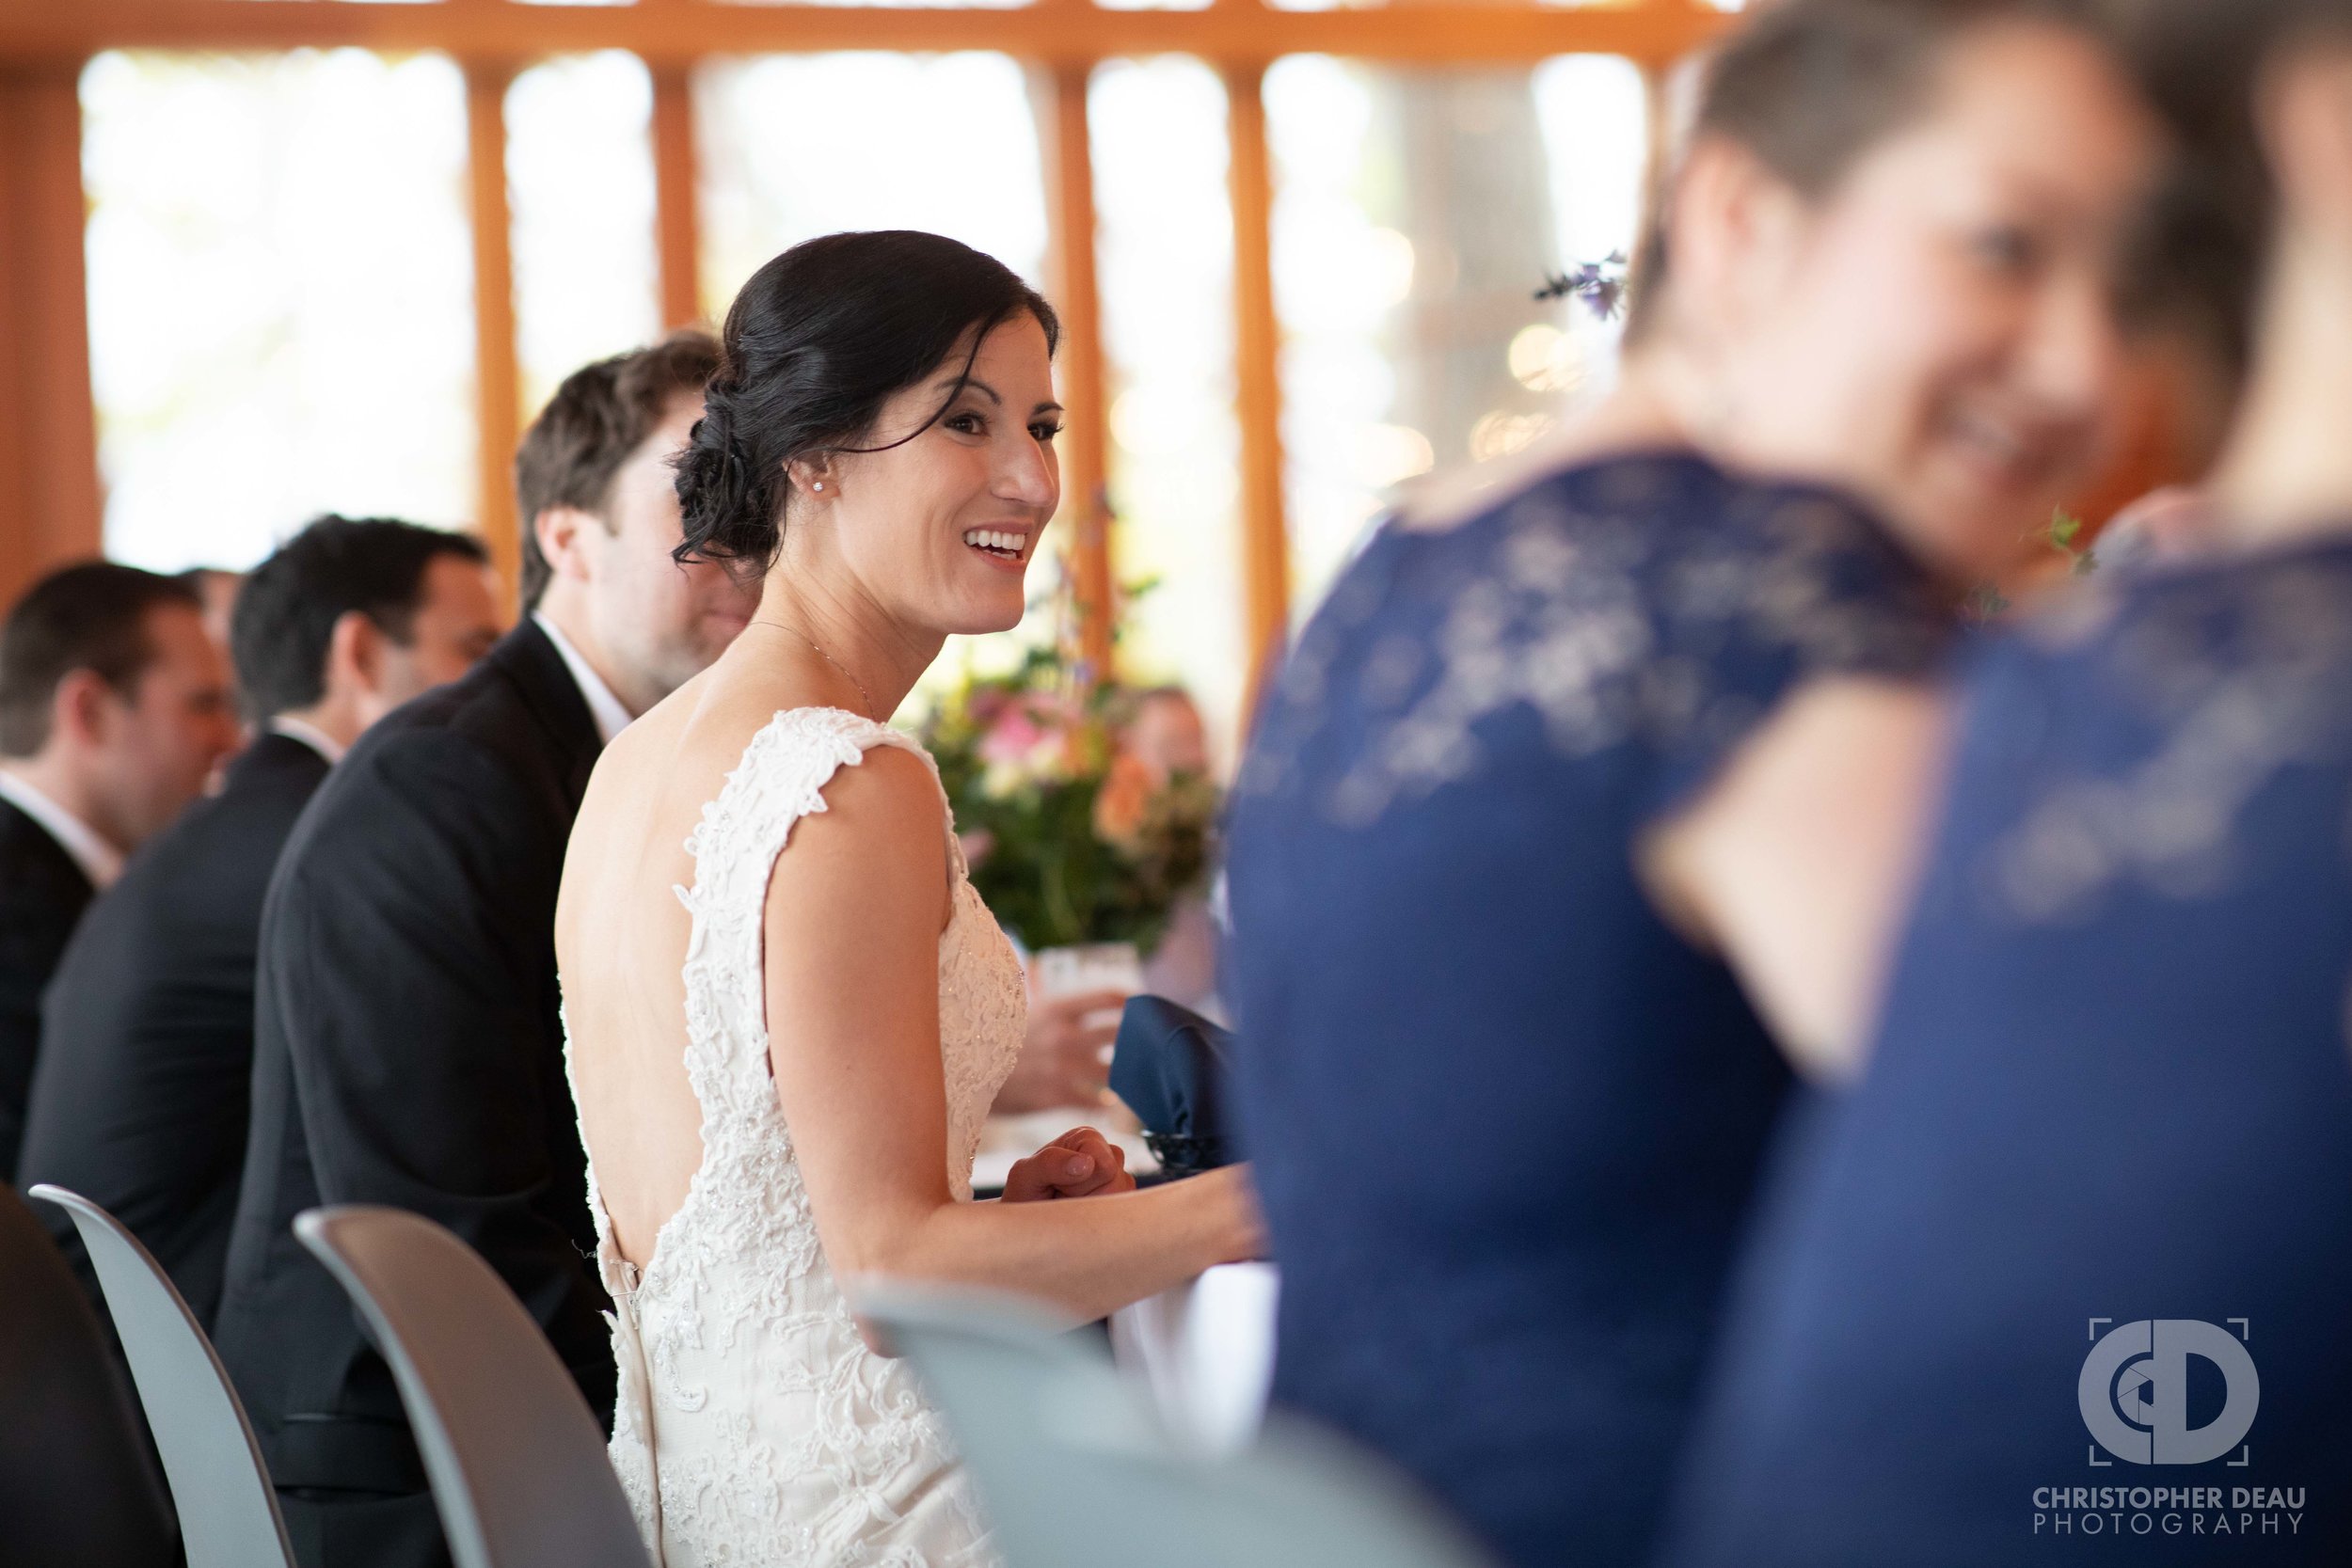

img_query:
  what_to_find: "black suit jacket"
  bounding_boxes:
[215,622,615,1519]
[20,732,333,1328]
[0,796,97,1176]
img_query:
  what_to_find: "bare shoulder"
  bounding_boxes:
[1657,676,1953,853]
[762,737,950,933]
[1643,675,1957,1076]
[794,740,948,860]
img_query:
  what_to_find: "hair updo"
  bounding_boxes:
[674,230,1061,575]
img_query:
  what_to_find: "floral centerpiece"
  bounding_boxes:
[920,643,1218,956]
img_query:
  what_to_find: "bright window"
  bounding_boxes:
[507,52,662,420]
[82,48,477,572]
[693,51,1050,313]
[1090,56,1246,774]
[1264,53,1649,618]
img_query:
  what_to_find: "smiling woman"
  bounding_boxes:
[672,230,1062,596]
[555,228,1259,1567]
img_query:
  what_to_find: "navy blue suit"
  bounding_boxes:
[21,731,333,1327]
[0,794,96,1177]
[216,621,614,1568]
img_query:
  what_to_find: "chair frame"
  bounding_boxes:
[29,1182,296,1568]
[293,1203,652,1568]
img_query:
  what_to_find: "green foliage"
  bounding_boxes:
[1964,507,2099,625]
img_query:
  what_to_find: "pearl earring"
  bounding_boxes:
[813,483,824,492]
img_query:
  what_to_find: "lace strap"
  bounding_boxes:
[674,708,960,1117]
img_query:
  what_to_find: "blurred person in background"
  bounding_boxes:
[992,684,1224,1113]
[18,517,500,1330]
[1662,1,2352,1560]
[214,332,754,1568]
[179,564,245,653]
[182,565,252,790]
[995,977,1129,1112]
[0,563,238,1173]
[1124,683,1213,780]
[1223,0,2169,1561]
[1126,686,1223,1017]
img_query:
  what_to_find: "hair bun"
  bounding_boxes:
[675,387,780,575]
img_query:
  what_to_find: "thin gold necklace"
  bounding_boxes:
[745,619,878,722]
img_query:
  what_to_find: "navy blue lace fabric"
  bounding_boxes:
[1665,537,2352,1567]
[1225,451,1950,1568]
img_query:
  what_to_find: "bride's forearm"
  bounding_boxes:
[848,1166,1259,1323]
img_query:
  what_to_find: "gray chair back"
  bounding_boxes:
[293,1204,651,1568]
[0,1180,178,1567]
[29,1183,296,1568]
[860,1284,1494,1568]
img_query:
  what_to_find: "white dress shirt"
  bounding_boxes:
[532,611,634,745]
[0,767,124,890]
[267,714,348,766]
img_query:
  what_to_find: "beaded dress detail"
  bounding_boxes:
[566,707,1025,1568]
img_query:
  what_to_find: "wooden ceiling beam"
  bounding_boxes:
[0,0,1728,71]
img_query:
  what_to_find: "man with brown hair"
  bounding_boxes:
[215,333,755,1568]
[21,519,502,1330]
[0,562,240,1173]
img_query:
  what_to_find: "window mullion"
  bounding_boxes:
[1224,59,1289,712]
[466,55,523,607]
[1045,57,1116,682]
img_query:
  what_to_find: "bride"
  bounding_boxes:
[555,230,1262,1568]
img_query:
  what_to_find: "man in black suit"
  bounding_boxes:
[19,517,502,1328]
[0,563,240,1174]
[215,332,757,1568]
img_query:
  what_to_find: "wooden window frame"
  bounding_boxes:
[0,0,1725,686]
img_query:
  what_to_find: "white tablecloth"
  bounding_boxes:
[1109,1261,1280,1456]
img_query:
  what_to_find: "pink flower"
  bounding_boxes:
[977,705,1049,768]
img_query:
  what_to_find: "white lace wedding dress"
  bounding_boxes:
[566,707,1026,1568]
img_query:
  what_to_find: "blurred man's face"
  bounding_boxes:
[189,568,242,651]
[101,603,241,847]
[580,396,760,711]
[1126,691,1211,782]
[376,554,504,710]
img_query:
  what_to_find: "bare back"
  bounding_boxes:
[557,656,832,1264]
[555,641,1033,1567]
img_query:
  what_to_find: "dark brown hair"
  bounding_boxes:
[513,329,722,609]
[1626,0,2119,343]
[675,230,1060,578]
[2122,0,2352,384]
[231,516,490,721]
[0,562,205,757]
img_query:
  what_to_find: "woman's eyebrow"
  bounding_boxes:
[943,374,1002,405]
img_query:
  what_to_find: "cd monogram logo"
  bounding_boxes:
[2078,1319,2260,1466]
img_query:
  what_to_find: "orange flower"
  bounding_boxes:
[1092,752,1156,850]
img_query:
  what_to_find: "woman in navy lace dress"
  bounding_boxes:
[1222,2,2169,1563]
[1663,4,2352,1563]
